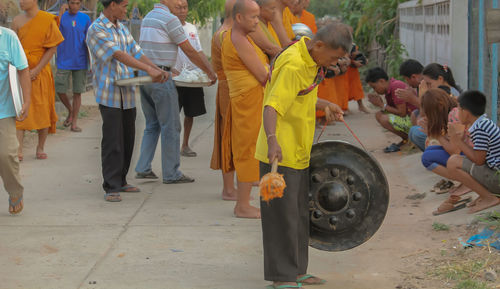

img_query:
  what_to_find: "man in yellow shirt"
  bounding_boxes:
[255,22,352,288]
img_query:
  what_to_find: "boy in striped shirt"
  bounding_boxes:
[447,90,500,213]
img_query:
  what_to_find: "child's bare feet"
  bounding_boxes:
[450,184,472,196]
[468,196,500,213]
[234,204,260,219]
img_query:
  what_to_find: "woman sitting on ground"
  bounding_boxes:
[419,89,472,215]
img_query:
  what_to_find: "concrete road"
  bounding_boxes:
[0,85,489,289]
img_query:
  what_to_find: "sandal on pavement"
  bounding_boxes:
[266,283,302,289]
[163,174,195,184]
[296,275,326,285]
[120,184,141,193]
[70,126,82,133]
[135,171,159,179]
[384,143,401,153]
[63,119,72,127]
[9,196,23,215]
[104,192,122,202]
[435,181,455,194]
[433,196,472,216]
[36,152,48,160]
[180,147,197,157]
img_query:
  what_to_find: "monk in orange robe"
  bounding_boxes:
[270,0,296,46]
[346,43,369,113]
[211,0,237,201]
[250,0,282,57]
[297,0,318,33]
[12,0,64,160]
[222,0,269,218]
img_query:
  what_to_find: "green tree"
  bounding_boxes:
[308,0,341,18]
[340,0,407,76]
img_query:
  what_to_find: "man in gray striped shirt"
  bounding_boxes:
[135,0,216,184]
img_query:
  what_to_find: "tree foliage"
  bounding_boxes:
[97,0,224,25]
[308,0,341,18]
[340,0,407,76]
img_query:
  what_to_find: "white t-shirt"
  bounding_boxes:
[174,22,202,72]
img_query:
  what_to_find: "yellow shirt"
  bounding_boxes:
[255,37,319,170]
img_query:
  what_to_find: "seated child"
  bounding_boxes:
[447,90,500,213]
[397,59,425,151]
[365,67,417,153]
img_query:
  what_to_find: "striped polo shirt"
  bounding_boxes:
[469,114,500,170]
[139,3,188,67]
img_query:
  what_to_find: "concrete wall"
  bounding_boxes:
[450,0,469,91]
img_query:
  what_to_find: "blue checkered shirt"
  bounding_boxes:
[86,14,144,109]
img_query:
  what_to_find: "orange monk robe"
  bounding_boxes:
[300,10,318,33]
[346,66,365,102]
[282,7,296,40]
[316,74,349,117]
[16,11,64,134]
[210,30,235,173]
[267,23,282,47]
[222,29,269,183]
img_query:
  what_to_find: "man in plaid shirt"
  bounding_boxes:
[87,0,168,202]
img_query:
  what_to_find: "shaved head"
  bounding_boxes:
[315,22,352,52]
[225,0,237,18]
[232,0,259,20]
[255,0,274,5]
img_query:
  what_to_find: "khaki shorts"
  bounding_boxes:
[462,157,500,195]
[55,69,87,94]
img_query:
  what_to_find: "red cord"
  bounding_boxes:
[342,119,368,151]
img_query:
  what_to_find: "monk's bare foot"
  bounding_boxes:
[358,103,370,113]
[234,204,260,219]
[297,274,326,285]
[450,184,472,197]
[9,196,23,215]
[222,189,237,201]
[343,109,351,116]
[468,197,500,213]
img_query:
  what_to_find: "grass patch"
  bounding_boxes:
[476,211,500,232]
[78,110,88,118]
[433,222,450,231]
[455,279,490,289]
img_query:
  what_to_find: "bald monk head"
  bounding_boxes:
[291,0,303,15]
[280,0,297,8]
[308,22,352,68]
[233,0,260,34]
[255,0,277,23]
[303,0,310,9]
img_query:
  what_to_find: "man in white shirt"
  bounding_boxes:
[172,0,210,157]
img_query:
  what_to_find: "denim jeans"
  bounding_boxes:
[135,77,182,182]
[409,126,427,152]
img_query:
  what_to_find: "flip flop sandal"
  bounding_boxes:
[104,193,122,202]
[9,196,23,215]
[432,179,447,190]
[36,152,48,160]
[266,284,303,289]
[296,274,326,285]
[435,181,455,194]
[71,127,82,132]
[63,119,72,127]
[433,197,472,215]
[120,184,141,193]
[384,143,401,153]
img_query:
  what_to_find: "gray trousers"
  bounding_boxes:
[260,162,310,282]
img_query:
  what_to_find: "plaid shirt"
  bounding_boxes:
[86,14,144,109]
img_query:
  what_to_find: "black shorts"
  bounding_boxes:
[177,86,207,117]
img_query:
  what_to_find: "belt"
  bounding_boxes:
[158,65,171,71]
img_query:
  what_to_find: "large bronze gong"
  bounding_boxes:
[309,141,389,251]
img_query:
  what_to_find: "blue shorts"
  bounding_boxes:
[421,145,450,171]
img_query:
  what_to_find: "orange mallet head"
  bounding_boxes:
[259,159,286,203]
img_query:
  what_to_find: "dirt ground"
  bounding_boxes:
[1,90,499,289]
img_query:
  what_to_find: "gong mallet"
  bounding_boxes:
[259,158,287,202]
